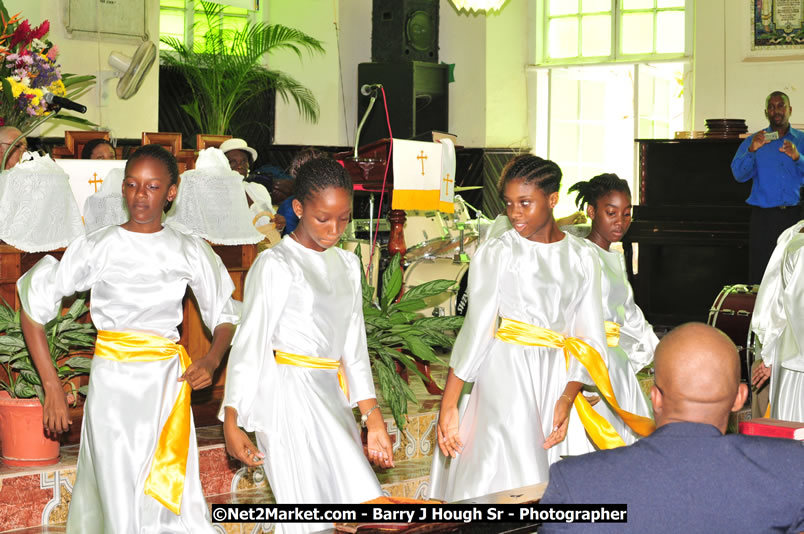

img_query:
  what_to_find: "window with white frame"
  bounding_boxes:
[159,0,256,51]
[533,0,690,214]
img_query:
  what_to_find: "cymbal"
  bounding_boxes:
[454,186,483,191]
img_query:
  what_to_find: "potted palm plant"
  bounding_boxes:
[0,297,95,466]
[160,0,324,136]
[360,252,464,430]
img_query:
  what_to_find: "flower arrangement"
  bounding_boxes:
[0,3,93,131]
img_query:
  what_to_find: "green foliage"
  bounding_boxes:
[0,297,96,404]
[159,0,324,135]
[357,250,464,430]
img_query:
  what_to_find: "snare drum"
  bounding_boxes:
[707,284,760,382]
[404,212,451,261]
[339,239,380,293]
[402,257,470,318]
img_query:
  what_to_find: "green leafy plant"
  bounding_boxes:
[160,0,324,135]
[0,297,96,403]
[360,252,465,430]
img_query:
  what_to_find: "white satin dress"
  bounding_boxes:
[586,242,656,445]
[17,225,239,534]
[752,221,804,423]
[221,236,382,534]
[428,229,608,502]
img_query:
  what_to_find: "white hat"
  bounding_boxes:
[219,138,258,162]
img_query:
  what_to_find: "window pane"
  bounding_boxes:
[222,14,249,32]
[550,123,580,163]
[657,0,684,7]
[622,0,654,9]
[551,75,580,121]
[581,0,611,13]
[621,12,654,54]
[580,79,607,121]
[549,18,579,58]
[161,0,184,8]
[581,15,611,56]
[550,0,579,16]
[656,10,685,53]
[160,10,185,48]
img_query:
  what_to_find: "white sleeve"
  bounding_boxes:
[618,255,659,372]
[220,251,291,433]
[779,244,804,372]
[567,243,607,385]
[188,238,240,330]
[339,253,376,406]
[450,238,503,383]
[16,235,95,325]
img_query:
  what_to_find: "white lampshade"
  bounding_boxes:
[449,0,507,12]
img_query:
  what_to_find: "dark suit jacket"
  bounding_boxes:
[539,422,804,533]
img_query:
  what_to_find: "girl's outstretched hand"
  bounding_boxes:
[366,427,395,469]
[223,422,264,468]
[437,404,463,458]
[543,394,573,449]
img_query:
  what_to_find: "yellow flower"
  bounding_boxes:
[48,79,66,96]
[29,88,43,108]
[6,77,24,98]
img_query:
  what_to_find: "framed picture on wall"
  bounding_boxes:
[752,0,804,50]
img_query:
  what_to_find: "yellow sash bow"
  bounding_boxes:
[604,321,620,348]
[495,318,655,449]
[275,350,349,401]
[94,330,191,515]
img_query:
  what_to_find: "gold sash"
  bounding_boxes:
[604,321,620,348]
[495,318,655,449]
[275,350,349,401]
[94,330,192,515]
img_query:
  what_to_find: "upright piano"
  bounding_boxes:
[623,138,750,327]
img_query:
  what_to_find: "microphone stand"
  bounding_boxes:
[354,91,378,159]
[1,108,62,171]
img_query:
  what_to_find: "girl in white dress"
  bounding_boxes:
[221,157,394,534]
[431,155,626,502]
[18,145,239,533]
[568,174,657,445]
[751,220,804,423]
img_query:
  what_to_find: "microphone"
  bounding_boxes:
[44,93,87,114]
[360,83,382,96]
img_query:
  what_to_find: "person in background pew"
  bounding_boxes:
[81,138,116,160]
[220,137,286,232]
[221,157,393,534]
[18,144,238,533]
[568,173,657,445]
[0,126,27,169]
[751,219,804,423]
[430,155,649,502]
[540,323,804,533]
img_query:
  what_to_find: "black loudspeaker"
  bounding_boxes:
[357,61,449,145]
[372,0,439,63]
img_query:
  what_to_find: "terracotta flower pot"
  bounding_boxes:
[0,391,60,466]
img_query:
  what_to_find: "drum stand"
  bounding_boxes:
[452,221,470,264]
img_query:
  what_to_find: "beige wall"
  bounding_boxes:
[693,0,804,133]
[4,0,161,139]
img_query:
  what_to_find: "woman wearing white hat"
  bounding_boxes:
[220,138,286,231]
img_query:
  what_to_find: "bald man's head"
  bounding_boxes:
[0,126,26,169]
[651,322,748,433]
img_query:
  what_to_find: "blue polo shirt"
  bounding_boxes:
[731,126,804,208]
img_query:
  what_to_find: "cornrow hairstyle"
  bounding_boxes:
[81,138,115,159]
[568,173,631,210]
[498,154,562,197]
[288,147,328,179]
[125,144,180,186]
[293,157,353,203]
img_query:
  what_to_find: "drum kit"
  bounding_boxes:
[339,192,490,318]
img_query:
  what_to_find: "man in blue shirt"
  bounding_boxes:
[731,91,804,283]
